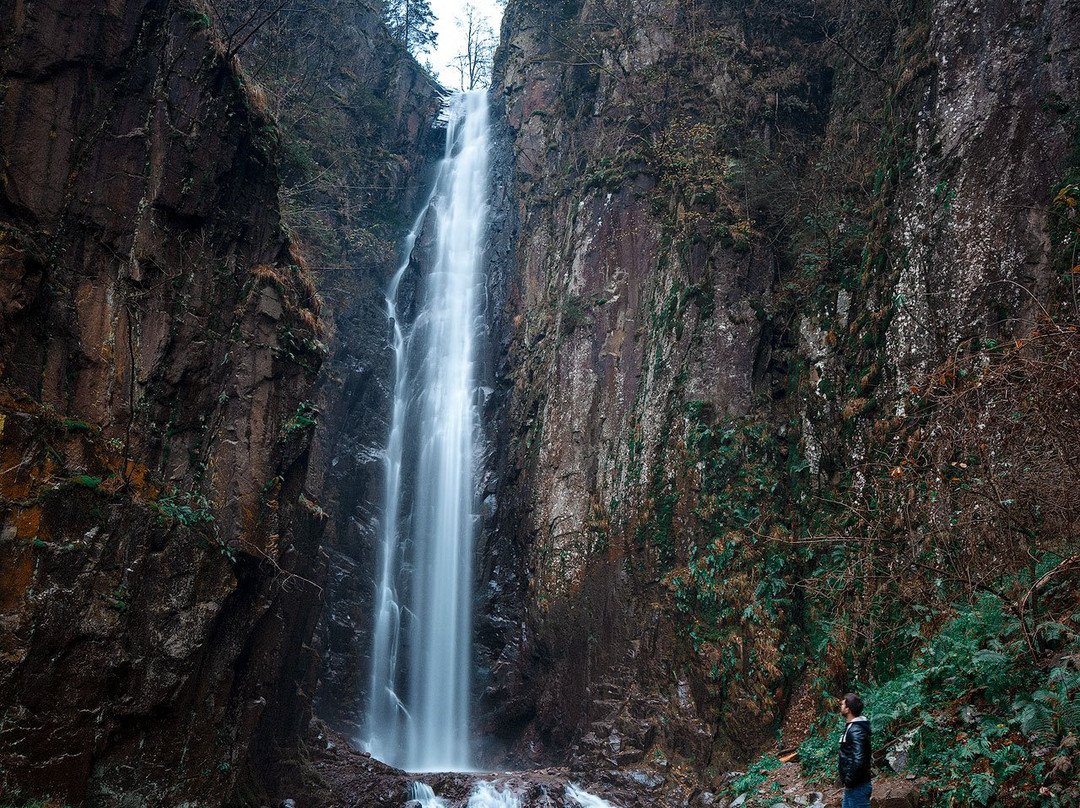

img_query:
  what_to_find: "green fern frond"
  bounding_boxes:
[971,772,997,805]
[1036,621,1075,643]
[1058,694,1080,735]
[972,648,1011,669]
[1015,698,1054,738]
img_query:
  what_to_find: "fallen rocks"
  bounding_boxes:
[870,778,923,808]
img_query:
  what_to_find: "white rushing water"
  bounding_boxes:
[409,781,521,808]
[466,783,521,808]
[565,784,618,808]
[410,782,448,808]
[366,90,490,772]
[407,781,614,808]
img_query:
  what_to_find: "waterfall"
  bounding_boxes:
[366,90,490,772]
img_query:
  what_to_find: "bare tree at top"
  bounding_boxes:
[452,3,496,91]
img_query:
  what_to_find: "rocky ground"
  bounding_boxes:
[268,725,922,808]
[733,763,923,808]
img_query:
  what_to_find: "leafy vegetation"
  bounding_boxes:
[205,0,441,287]
[280,400,318,440]
[381,0,437,57]
[798,595,1080,806]
[649,411,808,726]
[0,793,74,808]
[701,322,1080,804]
[732,754,784,797]
[153,491,215,528]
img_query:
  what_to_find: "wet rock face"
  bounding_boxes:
[484,0,1080,777]
[482,0,809,769]
[273,723,722,808]
[214,1,447,738]
[0,0,324,804]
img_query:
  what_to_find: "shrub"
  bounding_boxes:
[798,594,1080,807]
[153,492,214,527]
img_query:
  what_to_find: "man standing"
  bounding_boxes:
[838,692,872,808]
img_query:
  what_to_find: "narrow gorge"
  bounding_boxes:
[1,1,1079,807]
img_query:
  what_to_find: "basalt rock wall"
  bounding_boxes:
[482,0,1080,781]
[0,0,326,804]
[205,0,446,737]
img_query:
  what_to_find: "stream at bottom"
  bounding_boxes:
[299,730,633,808]
[408,780,617,808]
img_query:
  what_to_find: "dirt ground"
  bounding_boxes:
[738,761,923,808]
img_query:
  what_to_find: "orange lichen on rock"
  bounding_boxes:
[13,506,42,542]
[0,445,35,501]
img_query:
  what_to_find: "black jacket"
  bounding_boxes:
[838,717,872,787]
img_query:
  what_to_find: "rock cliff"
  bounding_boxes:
[482,0,1080,784]
[206,0,445,742]
[0,0,326,803]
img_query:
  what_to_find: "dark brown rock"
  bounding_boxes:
[0,0,326,804]
[480,0,1080,781]
[871,779,922,808]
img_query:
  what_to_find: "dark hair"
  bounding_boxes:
[842,692,863,716]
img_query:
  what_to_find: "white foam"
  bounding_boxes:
[566,783,618,808]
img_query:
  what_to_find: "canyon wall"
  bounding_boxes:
[208,0,446,741]
[3,0,1078,802]
[0,0,327,803]
[482,0,1080,782]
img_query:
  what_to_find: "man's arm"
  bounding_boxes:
[849,721,870,781]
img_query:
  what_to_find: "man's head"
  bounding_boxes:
[840,692,863,719]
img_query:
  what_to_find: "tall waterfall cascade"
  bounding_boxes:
[365,91,490,772]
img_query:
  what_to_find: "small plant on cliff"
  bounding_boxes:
[1050,183,1080,311]
[187,10,211,30]
[279,322,327,368]
[299,492,328,520]
[104,585,130,611]
[280,400,318,440]
[69,474,104,490]
[153,491,215,528]
[556,293,590,337]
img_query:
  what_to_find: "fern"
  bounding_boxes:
[972,647,1014,691]
[1049,674,1080,737]
[1015,671,1080,741]
[1014,695,1054,738]
[970,773,996,805]
[1036,620,1075,644]
[972,773,993,803]
[731,755,781,795]
[798,590,1080,807]
[1060,694,1080,735]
